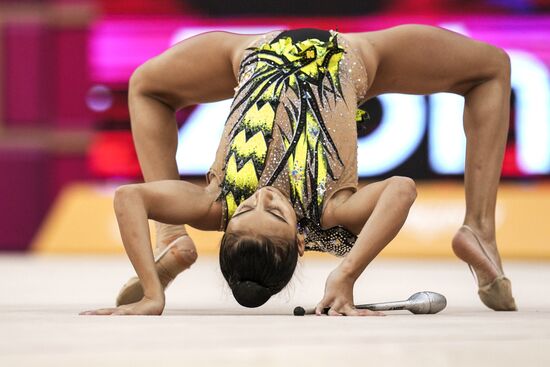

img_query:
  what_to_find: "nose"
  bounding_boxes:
[257,187,274,207]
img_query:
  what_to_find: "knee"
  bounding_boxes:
[114,184,142,212]
[129,63,150,96]
[490,47,511,83]
[128,65,149,130]
[387,176,417,206]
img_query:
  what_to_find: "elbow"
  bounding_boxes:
[388,176,417,207]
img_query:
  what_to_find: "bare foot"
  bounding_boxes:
[452,225,502,287]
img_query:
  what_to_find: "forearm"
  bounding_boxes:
[314,178,415,316]
[338,180,416,280]
[114,185,164,303]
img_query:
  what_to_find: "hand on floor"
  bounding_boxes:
[316,267,384,317]
[80,296,165,316]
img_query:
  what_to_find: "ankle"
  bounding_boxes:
[461,221,495,244]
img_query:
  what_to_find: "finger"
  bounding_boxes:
[92,308,119,315]
[341,305,360,316]
[79,308,118,316]
[333,303,365,316]
[327,308,343,316]
[315,301,329,316]
[326,300,354,316]
[355,309,386,316]
[111,309,130,316]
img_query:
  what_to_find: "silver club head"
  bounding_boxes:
[407,291,447,314]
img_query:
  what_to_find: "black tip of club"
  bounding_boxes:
[293,306,306,316]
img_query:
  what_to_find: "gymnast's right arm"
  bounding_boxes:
[80,180,222,315]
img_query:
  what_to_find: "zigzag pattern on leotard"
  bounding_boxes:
[220,32,347,224]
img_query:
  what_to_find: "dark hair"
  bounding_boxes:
[219,232,298,308]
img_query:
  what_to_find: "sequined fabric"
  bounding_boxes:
[208,29,369,256]
[297,217,356,257]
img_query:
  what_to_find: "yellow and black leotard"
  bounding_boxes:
[207,28,369,256]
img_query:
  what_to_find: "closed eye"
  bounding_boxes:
[232,206,288,224]
[267,206,285,217]
[233,207,253,218]
[267,209,287,223]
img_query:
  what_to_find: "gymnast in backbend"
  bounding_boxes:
[81,25,516,316]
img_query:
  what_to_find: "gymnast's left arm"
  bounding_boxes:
[315,177,417,316]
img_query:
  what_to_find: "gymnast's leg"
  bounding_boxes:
[455,62,511,283]
[451,57,517,310]
[357,25,516,309]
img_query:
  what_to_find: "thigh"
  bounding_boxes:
[133,31,256,109]
[351,25,505,99]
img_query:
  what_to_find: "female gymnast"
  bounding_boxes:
[81,25,517,316]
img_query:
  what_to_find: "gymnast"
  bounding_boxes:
[81,25,517,316]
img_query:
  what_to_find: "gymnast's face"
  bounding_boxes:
[226,187,302,251]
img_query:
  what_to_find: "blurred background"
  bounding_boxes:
[1,0,549,258]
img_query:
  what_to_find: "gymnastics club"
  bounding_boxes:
[293,291,447,316]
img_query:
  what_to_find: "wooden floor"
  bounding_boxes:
[1,255,549,366]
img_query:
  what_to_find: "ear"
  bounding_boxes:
[296,233,305,257]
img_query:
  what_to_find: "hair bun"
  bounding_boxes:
[231,280,272,308]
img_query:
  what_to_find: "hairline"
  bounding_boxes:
[223,229,296,246]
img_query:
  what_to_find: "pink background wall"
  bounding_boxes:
[1,0,549,251]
